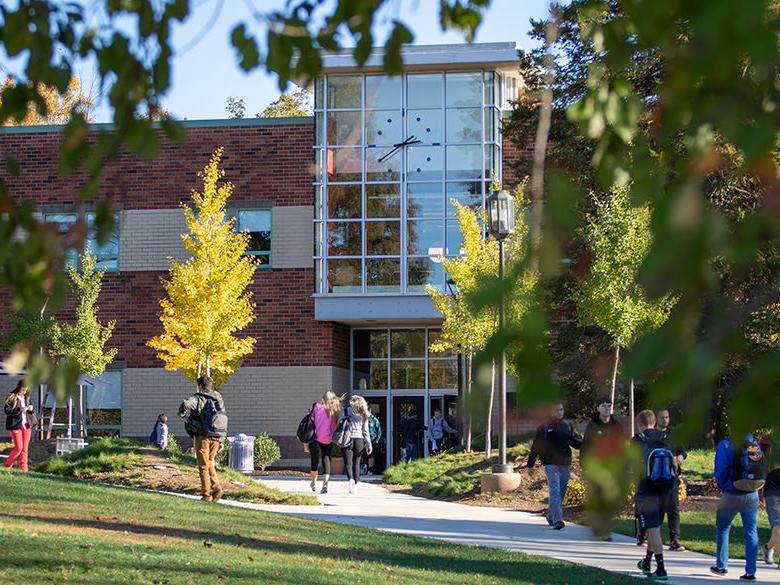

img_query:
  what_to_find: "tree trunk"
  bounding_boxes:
[629,378,635,437]
[610,340,621,414]
[66,397,73,439]
[465,352,473,453]
[486,359,495,460]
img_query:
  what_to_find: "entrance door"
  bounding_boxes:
[392,395,424,464]
[365,396,387,473]
[429,395,459,452]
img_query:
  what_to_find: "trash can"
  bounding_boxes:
[227,434,255,473]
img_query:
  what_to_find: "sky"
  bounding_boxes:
[156,0,551,122]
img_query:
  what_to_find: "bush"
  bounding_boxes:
[254,433,281,471]
[165,433,182,457]
[216,441,229,467]
[563,480,586,506]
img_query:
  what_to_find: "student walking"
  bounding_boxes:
[526,402,583,530]
[710,432,765,581]
[3,381,34,472]
[634,409,676,581]
[428,407,457,456]
[339,395,372,494]
[580,396,624,463]
[363,405,382,475]
[308,390,342,494]
[148,413,169,450]
[400,409,424,462]
[179,376,228,502]
[759,434,780,569]
[656,409,687,551]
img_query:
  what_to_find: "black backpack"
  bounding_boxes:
[732,439,767,492]
[638,431,676,491]
[297,402,317,444]
[331,408,352,449]
[185,393,228,439]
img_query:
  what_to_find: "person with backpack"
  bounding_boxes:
[3,381,34,472]
[336,395,372,494]
[711,432,766,580]
[148,413,169,450]
[656,409,687,551]
[526,402,583,530]
[307,390,343,494]
[400,409,425,463]
[363,405,382,475]
[428,407,457,456]
[633,409,676,581]
[178,376,227,502]
[759,434,780,569]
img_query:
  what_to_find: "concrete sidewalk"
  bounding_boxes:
[215,476,780,585]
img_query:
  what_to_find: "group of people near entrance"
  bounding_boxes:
[305,390,380,495]
[528,396,780,581]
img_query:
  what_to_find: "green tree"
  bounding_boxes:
[575,187,676,425]
[147,148,257,386]
[51,250,117,377]
[259,88,311,118]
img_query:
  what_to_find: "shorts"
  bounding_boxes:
[767,494,780,528]
[636,491,668,530]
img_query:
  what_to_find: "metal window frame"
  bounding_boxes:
[235,207,272,269]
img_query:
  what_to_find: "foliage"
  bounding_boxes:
[225,96,246,119]
[37,437,143,478]
[0,76,94,125]
[165,433,182,457]
[51,250,117,378]
[576,187,676,348]
[0,472,640,585]
[562,480,585,506]
[3,308,56,352]
[259,88,312,118]
[253,432,281,471]
[147,148,257,386]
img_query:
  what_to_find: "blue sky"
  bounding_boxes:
[159,0,550,121]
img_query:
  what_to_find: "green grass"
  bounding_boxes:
[0,471,639,585]
[612,510,771,559]
[35,437,316,506]
[384,442,532,498]
[681,449,715,481]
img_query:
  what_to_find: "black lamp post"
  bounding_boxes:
[486,188,515,474]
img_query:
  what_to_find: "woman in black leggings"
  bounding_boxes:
[339,395,372,495]
[309,390,343,494]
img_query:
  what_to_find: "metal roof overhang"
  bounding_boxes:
[314,295,443,325]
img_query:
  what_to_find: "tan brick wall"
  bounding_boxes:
[119,209,187,271]
[271,206,313,269]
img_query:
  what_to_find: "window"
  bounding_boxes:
[43,212,120,272]
[236,209,271,267]
[84,370,123,435]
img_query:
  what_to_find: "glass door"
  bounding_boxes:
[392,395,425,464]
[364,396,387,473]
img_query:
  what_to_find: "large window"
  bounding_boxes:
[353,328,457,391]
[42,369,123,437]
[43,212,120,272]
[236,209,271,267]
[314,70,503,295]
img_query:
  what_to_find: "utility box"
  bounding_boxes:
[227,434,255,474]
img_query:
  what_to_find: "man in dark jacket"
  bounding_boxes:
[179,376,227,502]
[527,402,583,530]
[657,409,687,551]
[581,396,624,464]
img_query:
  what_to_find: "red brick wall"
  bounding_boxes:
[0,122,315,209]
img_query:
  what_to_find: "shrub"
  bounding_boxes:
[165,433,182,457]
[216,441,229,467]
[254,433,281,471]
[563,480,586,506]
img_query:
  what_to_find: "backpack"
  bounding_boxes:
[149,422,161,446]
[639,432,676,490]
[185,393,228,439]
[331,408,352,449]
[368,415,381,443]
[732,439,767,492]
[297,402,317,443]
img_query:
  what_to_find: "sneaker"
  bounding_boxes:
[602,535,613,542]
[638,559,652,576]
[668,540,686,552]
[739,575,756,582]
[310,482,316,493]
[651,568,669,581]
[553,521,565,530]
[211,488,224,503]
[546,516,553,526]
[348,479,355,494]
[320,484,328,494]
[201,495,213,502]
[764,544,774,564]
[710,566,728,576]
[353,481,359,495]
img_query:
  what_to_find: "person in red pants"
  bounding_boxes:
[4,381,34,472]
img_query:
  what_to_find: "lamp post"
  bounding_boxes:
[445,277,464,448]
[486,189,515,474]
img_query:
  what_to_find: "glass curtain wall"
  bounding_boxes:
[314,70,503,294]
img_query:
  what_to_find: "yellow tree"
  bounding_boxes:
[428,194,536,456]
[1,76,94,125]
[147,148,257,386]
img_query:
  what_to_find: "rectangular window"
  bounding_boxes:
[84,370,123,435]
[44,212,120,272]
[237,209,271,267]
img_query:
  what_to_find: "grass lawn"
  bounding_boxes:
[34,437,316,506]
[681,449,715,481]
[0,471,641,585]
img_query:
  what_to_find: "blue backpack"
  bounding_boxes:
[732,440,767,492]
[639,432,676,490]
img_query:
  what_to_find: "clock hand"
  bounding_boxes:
[376,136,421,163]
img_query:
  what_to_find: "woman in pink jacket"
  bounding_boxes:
[309,390,343,494]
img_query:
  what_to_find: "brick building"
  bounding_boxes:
[0,42,529,466]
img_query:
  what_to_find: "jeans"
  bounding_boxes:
[4,425,31,471]
[405,442,417,463]
[715,490,759,575]
[664,476,681,540]
[545,464,571,525]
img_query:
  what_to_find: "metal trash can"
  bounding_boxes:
[227,434,255,473]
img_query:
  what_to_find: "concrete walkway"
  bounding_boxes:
[210,476,780,585]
